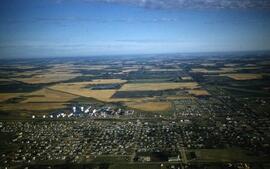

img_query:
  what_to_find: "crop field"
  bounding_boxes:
[66,79,127,85]
[0,88,79,115]
[11,65,82,84]
[125,101,172,112]
[1,55,270,169]
[0,93,24,102]
[191,67,262,74]
[50,84,117,102]
[112,89,181,98]
[191,68,236,73]
[119,82,199,91]
[1,55,270,118]
[48,79,207,112]
[21,88,79,103]
[13,72,81,84]
[188,89,210,96]
[219,73,263,80]
[70,65,110,70]
[166,95,195,100]
[0,102,66,112]
[49,79,127,102]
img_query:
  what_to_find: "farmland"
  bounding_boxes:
[21,88,79,103]
[219,73,264,80]
[1,55,270,115]
[119,82,199,91]
[49,79,126,102]
[125,101,172,112]
[0,54,270,168]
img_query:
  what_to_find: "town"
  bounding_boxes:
[1,55,270,169]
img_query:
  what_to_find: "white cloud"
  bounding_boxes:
[82,0,270,9]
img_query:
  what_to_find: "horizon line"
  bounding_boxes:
[1,50,270,60]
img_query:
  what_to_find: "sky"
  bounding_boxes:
[0,0,270,58]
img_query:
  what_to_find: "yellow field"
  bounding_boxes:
[14,72,81,84]
[49,80,198,103]
[12,65,82,84]
[125,101,172,112]
[192,67,260,74]
[188,89,210,96]
[49,79,126,102]
[22,88,79,103]
[50,84,116,102]
[119,82,199,91]
[219,73,263,80]
[0,93,24,102]
[0,88,79,113]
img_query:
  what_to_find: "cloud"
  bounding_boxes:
[1,16,180,25]
[83,0,270,9]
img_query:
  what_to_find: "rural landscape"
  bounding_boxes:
[0,53,270,168]
[1,0,270,168]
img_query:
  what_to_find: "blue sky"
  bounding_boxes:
[0,0,270,58]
